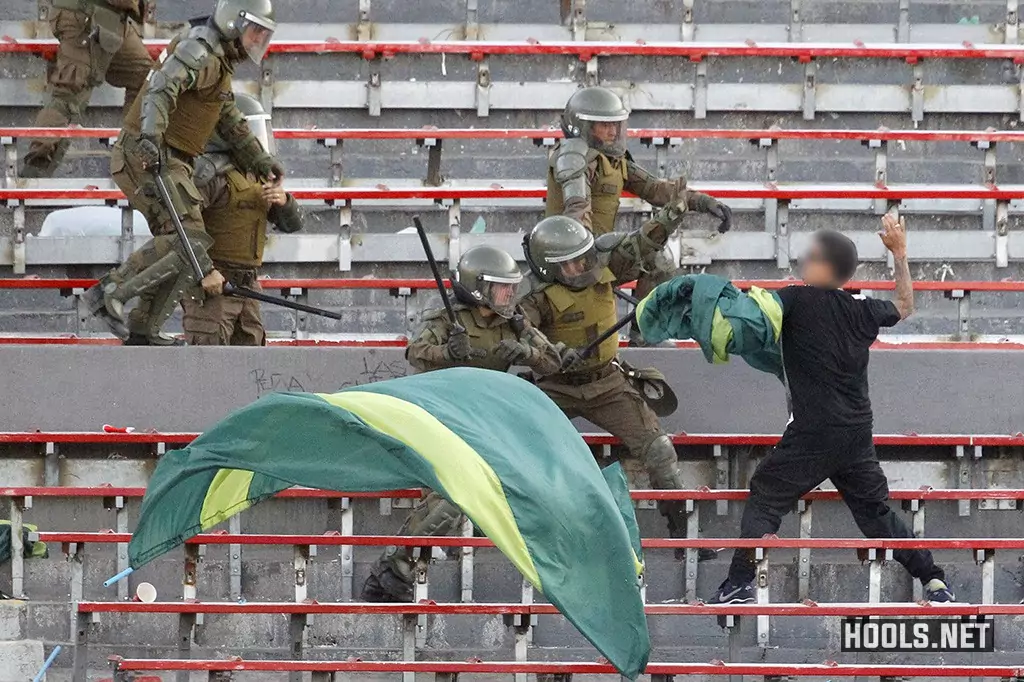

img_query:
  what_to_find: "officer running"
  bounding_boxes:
[83,0,283,345]
[361,245,562,602]
[21,0,154,178]
[517,205,703,541]
[545,86,732,343]
[182,93,301,345]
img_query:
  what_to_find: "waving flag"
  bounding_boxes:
[637,274,785,378]
[128,368,649,678]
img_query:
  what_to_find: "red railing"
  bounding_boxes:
[77,600,1016,617]
[32,531,1024,550]
[1,278,1020,292]
[3,431,1024,448]
[107,658,1024,676]
[4,126,1024,144]
[6,485,1024,503]
[6,38,1024,61]
[2,184,1022,202]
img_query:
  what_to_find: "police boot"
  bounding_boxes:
[361,549,415,602]
[82,277,129,340]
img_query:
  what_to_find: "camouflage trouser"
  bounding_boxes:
[363,491,464,601]
[537,364,687,533]
[111,140,207,336]
[23,7,153,176]
[182,275,267,346]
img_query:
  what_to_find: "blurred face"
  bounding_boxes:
[591,121,620,146]
[560,257,590,279]
[799,242,838,288]
[240,22,274,64]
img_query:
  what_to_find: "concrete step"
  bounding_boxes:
[0,638,43,682]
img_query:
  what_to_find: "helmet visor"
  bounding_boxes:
[553,246,601,289]
[246,112,275,156]
[579,114,628,157]
[238,14,275,64]
[479,272,522,319]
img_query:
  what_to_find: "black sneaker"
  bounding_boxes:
[709,578,755,604]
[924,579,955,603]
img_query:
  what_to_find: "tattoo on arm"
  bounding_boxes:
[892,253,915,319]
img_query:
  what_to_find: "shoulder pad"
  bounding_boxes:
[189,25,224,55]
[171,38,212,72]
[551,138,590,181]
[595,231,626,253]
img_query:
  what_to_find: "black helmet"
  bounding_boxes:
[560,86,629,157]
[207,92,274,155]
[452,246,523,319]
[212,0,276,64]
[523,216,602,290]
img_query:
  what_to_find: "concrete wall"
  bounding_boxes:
[2,345,1023,434]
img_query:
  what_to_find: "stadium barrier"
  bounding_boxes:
[0,278,1013,341]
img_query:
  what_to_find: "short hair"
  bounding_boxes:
[812,229,859,283]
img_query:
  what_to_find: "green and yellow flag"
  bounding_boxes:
[128,367,649,678]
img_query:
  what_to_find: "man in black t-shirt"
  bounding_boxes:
[710,213,954,604]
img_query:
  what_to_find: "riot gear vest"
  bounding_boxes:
[540,268,619,373]
[123,32,235,158]
[420,306,519,372]
[204,167,268,267]
[546,146,628,236]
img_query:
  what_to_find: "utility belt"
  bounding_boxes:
[551,363,619,386]
[214,263,259,288]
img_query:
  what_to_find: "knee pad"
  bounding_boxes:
[642,434,683,489]
[401,494,464,538]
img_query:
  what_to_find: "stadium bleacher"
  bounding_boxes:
[2,0,1024,679]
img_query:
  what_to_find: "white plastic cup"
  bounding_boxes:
[135,581,157,603]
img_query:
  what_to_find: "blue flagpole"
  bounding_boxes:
[33,644,61,682]
[102,566,134,587]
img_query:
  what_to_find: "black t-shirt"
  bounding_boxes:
[778,286,901,434]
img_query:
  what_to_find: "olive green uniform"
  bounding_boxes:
[364,302,561,601]
[519,217,688,533]
[105,25,275,339]
[182,154,302,345]
[406,304,561,375]
[22,0,154,177]
[546,140,685,306]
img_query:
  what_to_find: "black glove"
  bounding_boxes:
[444,326,486,361]
[686,191,732,233]
[137,136,162,171]
[559,348,586,372]
[495,339,533,365]
[253,155,285,183]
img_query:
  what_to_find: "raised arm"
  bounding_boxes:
[879,211,914,320]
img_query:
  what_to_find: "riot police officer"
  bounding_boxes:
[183,93,301,345]
[22,0,154,178]
[83,0,283,345]
[545,86,732,343]
[518,207,697,540]
[362,245,562,602]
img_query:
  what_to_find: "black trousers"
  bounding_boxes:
[728,427,945,585]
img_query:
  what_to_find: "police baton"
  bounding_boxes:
[412,214,460,328]
[151,167,206,282]
[151,166,345,321]
[577,309,637,360]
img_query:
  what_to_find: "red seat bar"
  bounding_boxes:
[3,184,1023,202]
[8,38,1024,61]
[108,658,1024,676]
[1,278,1022,293]
[5,485,1024,502]
[75,600,1021,617]
[33,531,1024,550]
[4,126,1024,144]
[2,431,1022,447]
